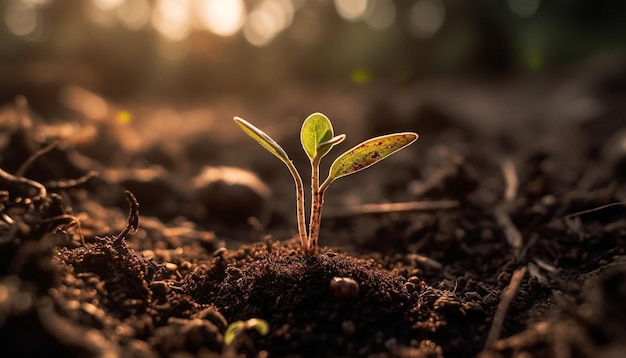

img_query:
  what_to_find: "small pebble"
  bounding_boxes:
[180,261,192,270]
[164,262,178,271]
[329,277,359,299]
[192,166,270,223]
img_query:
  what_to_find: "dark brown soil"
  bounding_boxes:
[1,59,626,357]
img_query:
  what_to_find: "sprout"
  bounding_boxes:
[234,112,418,251]
[224,318,270,347]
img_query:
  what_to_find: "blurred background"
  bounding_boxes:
[1,0,625,111]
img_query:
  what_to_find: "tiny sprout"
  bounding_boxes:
[234,112,418,251]
[224,318,270,347]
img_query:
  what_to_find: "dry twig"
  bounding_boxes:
[46,170,99,189]
[484,266,528,350]
[494,159,523,254]
[560,201,626,220]
[0,167,47,200]
[115,190,139,244]
[15,141,59,178]
[324,200,459,218]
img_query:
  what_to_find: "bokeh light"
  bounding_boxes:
[508,0,541,18]
[86,0,116,27]
[152,0,192,41]
[351,68,371,84]
[408,0,445,39]
[243,0,294,47]
[334,0,370,22]
[116,110,132,124]
[197,0,246,37]
[5,0,44,40]
[92,0,125,11]
[364,0,396,30]
[1,0,624,101]
[116,0,150,31]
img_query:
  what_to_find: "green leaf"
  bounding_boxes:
[234,117,290,164]
[224,321,245,346]
[316,134,346,156]
[328,132,418,181]
[300,112,334,161]
[223,319,269,347]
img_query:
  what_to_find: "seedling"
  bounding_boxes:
[234,112,418,251]
[224,318,269,347]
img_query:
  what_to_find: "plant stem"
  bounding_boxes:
[307,159,321,251]
[286,160,308,248]
[308,190,326,251]
[310,179,336,249]
[308,158,332,251]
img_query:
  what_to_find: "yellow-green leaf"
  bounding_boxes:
[223,319,269,347]
[328,132,418,181]
[300,112,334,161]
[316,134,346,157]
[247,318,269,336]
[234,117,290,164]
[223,321,245,346]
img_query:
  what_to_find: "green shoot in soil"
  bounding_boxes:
[224,318,269,347]
[234,112,418,251]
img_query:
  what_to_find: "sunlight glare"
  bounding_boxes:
[408,0,445,38]
[197,0,246,37]
[152,0,191,41]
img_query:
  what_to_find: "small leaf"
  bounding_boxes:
[316,134,346,157]
[223,319,269,347]
[247,318,270,336]
[328,132,418,181]
[234,117,290,163]
[224,321,245,346]
[301,113,334,161]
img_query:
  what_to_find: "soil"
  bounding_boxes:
[1,58,626,357]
